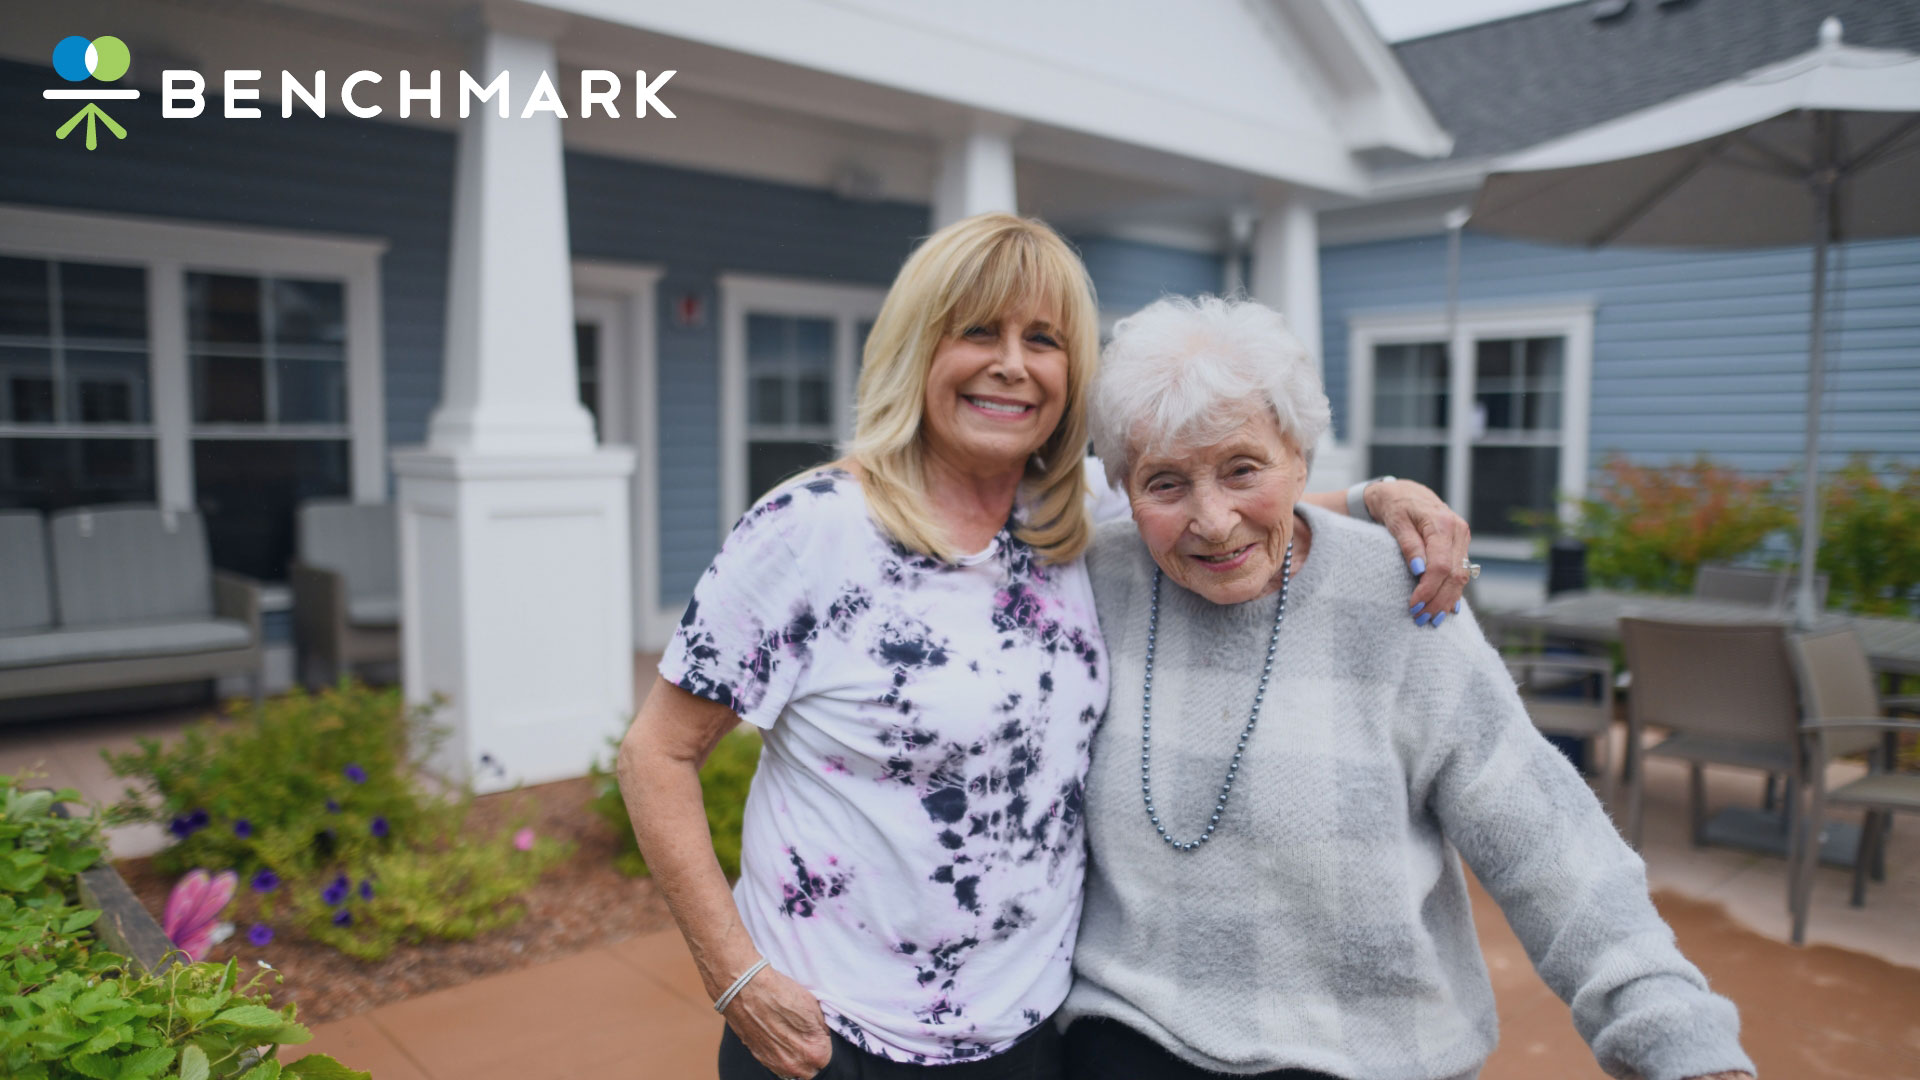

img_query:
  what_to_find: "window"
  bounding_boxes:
[1349,302,1592,548]
[717,275,885,530]
[0,255,157,510]
[0,204,386,581]
[746,313,837,504]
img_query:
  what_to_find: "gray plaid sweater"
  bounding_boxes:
[1062,505,1753,1080]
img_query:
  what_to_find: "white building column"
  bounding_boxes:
[931,117,1019,229]
[1250,195,1357,488]
[391,7,635,793]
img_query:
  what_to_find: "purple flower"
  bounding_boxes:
[332,909,352,927]
[187,808,210,830]
[369,816,389,839]
[326,799,341,814]
[321,874,350,907]
[250,869,280,894]
[359,879,374,900]
[168,816,194,839]
[343,764,367,785]
[247,923,274,947]
[233,819,253,838]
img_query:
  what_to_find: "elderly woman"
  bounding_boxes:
[618,215,1473,1080]
[1061,294,1754,1080]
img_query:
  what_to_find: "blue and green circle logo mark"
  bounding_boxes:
[52,35,132,83]
[47,35,135,150]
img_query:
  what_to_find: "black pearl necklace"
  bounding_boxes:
[1141,541,1292,852]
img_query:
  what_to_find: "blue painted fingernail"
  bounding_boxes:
[1410,602,1425,614]
[1410,556,1426,576]
[1431,613,1447,628]
[1415,612,1432,626]
[1453,600,1462,614]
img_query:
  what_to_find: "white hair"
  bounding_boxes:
[1089,295,1331,490]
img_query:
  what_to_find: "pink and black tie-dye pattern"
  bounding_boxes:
[659,470,1107,1063]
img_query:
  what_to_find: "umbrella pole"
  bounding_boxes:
[1795,169,1832,628]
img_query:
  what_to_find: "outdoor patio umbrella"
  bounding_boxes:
[1468,17,1920,625]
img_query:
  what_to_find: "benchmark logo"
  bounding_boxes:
[44,35,676,151]
[47,35,137,150]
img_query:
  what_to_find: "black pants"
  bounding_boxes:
[1062,1018,1340,1080]
[720,1020,1063,1080]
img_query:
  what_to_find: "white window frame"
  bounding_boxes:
[572,260,670,650]
[1348,299,1594,557]
[0,203,387,510]
[716,273,885,532]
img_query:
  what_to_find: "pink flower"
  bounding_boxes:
[162,869,238,962]
[513,827,535,852]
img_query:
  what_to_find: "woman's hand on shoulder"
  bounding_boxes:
[1365,478,1473,625]
[723,964,834,1078]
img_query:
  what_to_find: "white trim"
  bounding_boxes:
[1347,299,1595,542]
[716,273,887,532]
[0,203,389,509]
[572,260,671,649]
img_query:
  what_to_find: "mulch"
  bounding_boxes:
[112,777,678,1025]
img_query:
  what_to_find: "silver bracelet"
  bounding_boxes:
[1346,475,1396,523]
[713,956,771,1013]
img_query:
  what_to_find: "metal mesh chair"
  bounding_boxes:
[1506,651,1618,814]
[1787,628,1920,944]
[1620,619,1802,855]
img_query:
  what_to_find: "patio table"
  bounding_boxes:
[1498,590,1920,863]
[1499,590,1920,678]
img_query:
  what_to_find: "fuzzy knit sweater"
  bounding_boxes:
[1060,504,1754,1080]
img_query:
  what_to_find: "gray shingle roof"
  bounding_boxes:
[1391,0,1920,160]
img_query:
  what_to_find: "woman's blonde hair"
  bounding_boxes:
[842,212,1099,565]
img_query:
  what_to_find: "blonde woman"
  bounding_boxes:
[617,214,1471,1080]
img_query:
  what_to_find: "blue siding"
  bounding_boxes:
[1321,231,1920,474]
[563,153,929,603]
[0,59,457,469]
[1071,235,1226,313]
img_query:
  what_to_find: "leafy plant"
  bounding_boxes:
[589,727,761,878]
[1814,456,1920,616]
[1574,455,1793,594]
[105,681,567,962]
[0,773,364,1080]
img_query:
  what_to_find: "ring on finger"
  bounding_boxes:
[1461,557,1480,580]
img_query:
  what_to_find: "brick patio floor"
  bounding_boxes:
[6,653,1918,1079]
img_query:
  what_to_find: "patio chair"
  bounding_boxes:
[1620,619,1801,861]
[1787,628,1920,944]
[1693,564,1829,610]
[290,500,400,689]
[1505,651,1618,814]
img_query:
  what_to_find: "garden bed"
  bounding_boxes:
[114,776,678,1024]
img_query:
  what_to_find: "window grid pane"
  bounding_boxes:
[188,271,348,430]
[1372,342,1448,433]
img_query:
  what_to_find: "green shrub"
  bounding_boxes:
[1815,457,1920,616]
[0,772,362,1080]
[1575,455,1793,594]
[589,727,761,879]
[105,682,568,962]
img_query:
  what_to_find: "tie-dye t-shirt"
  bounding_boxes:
[659,468,1108,1063]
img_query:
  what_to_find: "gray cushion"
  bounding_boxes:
[49,506,213,628]
[299,501,397,601]
[346,595,401,628]
[0,618,251,669]
[0,511,52,634]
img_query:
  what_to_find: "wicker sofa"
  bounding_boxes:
[0,506,263,715]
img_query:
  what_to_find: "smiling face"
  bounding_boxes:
[919,297,1071,482]
[1126,406,1308,606]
